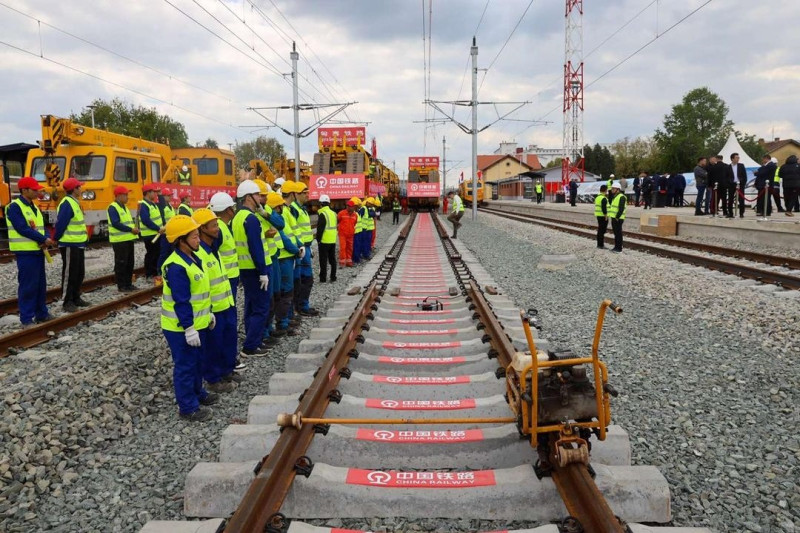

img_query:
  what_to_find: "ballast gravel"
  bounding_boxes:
[448,212,798,533]
[0,216,396,533]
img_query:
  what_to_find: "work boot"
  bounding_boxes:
[75,298,91,307]
[271,328,287,338]
[240,344,268,357]
[223,372,244,384]
[199,392,220,406]
[234,360,247,371]
[276,327,297,337]
[180,406,212,422]
[330,277,337,283]
[262,336,279,347]
[62,302,78,313]
[35,314,55,323]
[299,308,319,317]
[206,381,236,393]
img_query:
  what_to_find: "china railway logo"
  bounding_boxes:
[315,176,328,188]
[410,184,419,191]
[385,376,403,383]
[366,471,392,485]
[379,400,399,408]
[373,430,395,441]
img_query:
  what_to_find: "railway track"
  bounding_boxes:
[0,239,112,264]
[144,213,710,533]
[481,206,800,291]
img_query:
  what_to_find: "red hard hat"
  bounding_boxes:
[346,200,356,207]
[114,186,131,195]
[142,183,161,193]
[179,189,191,198]
[161,188,172,195]
[17,177,43,191]
[62,177,84,192]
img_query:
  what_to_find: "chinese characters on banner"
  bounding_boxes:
[345,468,497,488]
[318,127,366,148]
[367,180,386,196]
[308,174,365,200]
[166,185,236,209]
[408,156,440,169]
[407,182,441,198]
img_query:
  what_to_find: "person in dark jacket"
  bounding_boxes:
[633,174,642,206]
[693,158,709,215]
[569,179,578,206]
[779,155,800,217]
[706,155,728,216]
[641,174,654,209]
[666,173,676,207]
[674,172,686,207]
[655,173,668,207]
[754,155,775,217]
[726,153,748,218]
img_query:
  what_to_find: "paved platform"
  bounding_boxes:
[488,200,800,248]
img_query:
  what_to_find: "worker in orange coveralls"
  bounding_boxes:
[337,199,358,267]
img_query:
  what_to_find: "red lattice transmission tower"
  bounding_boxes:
[562,0,585,185]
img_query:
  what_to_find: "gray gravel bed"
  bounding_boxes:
[678,233,800,260]
[451,212,798,533]
[0,216,399,533]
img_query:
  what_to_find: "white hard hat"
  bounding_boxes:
[319,194,331,203]
[237,179,261,198]
[208,192,235,212]
[273,177,286,188]
[609,174,615,178]
[771,157,778,164]
[611,181,621,189]
[181,165,189,172]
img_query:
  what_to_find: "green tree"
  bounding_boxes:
[203,138,219,149]
[611,136,659,177]
[736,132,763,161]
[70,98,190,148]
[234,136,285,168]
[545,157,563,169]
[583,143,615,178]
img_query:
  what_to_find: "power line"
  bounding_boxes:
[479,0,535,93]
[0,39,247,133]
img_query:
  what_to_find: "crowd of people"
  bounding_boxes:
[6,174,392,422]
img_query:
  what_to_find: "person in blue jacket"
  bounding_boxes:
[138,183,164,279]
[6,177,54,327]
[53,177,90,311]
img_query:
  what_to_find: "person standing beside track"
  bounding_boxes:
[446,190,465,238]
[287,182,318,317]
[178,190,193,217]
[351,197,364,265]
[769,157,784,213]
[108,186,140,292]
[160,214,217,423]
[535,181,544,204]
[138,183,165,281]
[392,196,401,224]
[156,189,177,282]
[779,155,800,217]
[7,177,54,327]
[338,200,357,267]
[277,184,303,334]
[192,208,241,393]
[754,155,775,217]
[594,184,609,249]
[368,197,378,252]
[232,180,271,358]
[54,178,89,312]
[569,178,578,207]
[208,192,239,301]
[315,194,337,283]
[608,181,626,253]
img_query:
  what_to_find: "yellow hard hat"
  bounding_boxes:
[192,208,217,226]
[252,179,270,195]
[281,181,296,194]
[294,181,308,192]
[266,192,284,209]
[350,196,362,206]
[368,197,377,206]
[165,214,200,243]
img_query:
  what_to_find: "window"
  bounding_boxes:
[69,155,106,181]
[114,157,138,182]
[193,158,218,175]
[2,161,23,182]
[30,157,66,182]
[151,162,161,183]
[140,160,147,182]
[224,158,233,175]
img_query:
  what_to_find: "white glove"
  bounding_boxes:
[209,314,216,331]
[259,274,270,291]
[185,326,201,347]
[298,247,306,259]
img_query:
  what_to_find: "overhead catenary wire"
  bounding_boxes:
[477,0,535,94]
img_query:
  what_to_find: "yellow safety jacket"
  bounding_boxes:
[160,252,212,332]
[163,204,175,223]
[138,200,163,237]
[292,201,313,244]
[318,206,337,244]
[360,207,375,231]
[354,209,363,234]
[195,244,234,313]
[594,194,607,217]
[108,202,138,243]
[8,198,44,252]
[178,171,191,185]
[232,209,272,270]
[217,221,239,279]
[609,194,626,220]
[280,205,301,259]
[178,203,194,217]
[57,196,87,244]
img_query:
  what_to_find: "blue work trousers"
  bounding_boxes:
[16,254,49,325]
[228,276,239,305]
[239,269,270,351]
[204,306,237,383]
[276,258,295,329]
[352,232,363,263]
[157,234,172,274]
[164,328,209,415]
[695,185,708,214]
[266,256,280,333]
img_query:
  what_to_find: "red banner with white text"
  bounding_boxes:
[318,127,366,148]
[407,182,440,198]
[308,174,365,200]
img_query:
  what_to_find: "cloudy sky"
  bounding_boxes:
[1,0,798,184]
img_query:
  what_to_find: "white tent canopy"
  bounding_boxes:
[718,132,760,169]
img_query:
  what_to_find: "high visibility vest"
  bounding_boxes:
[8,198,44,252]
[594,194,607,217]
[280,205,300,259]
[195,245,234,313]
[217,221,239,279]
[535,184,543,194]
[453,195,465,213]
[178,203,193,217]
[392,200,400,212]
[232,209,271,270]
[354,209,363,234]
[773,167,781,186]
[56,196,87,244]
[318,206,337,244]
[163,204,175,223]
[139,200,163,237]
[292,202,313,244]
[256,210,278,258]
[267,206,284,255]
[178,171,191,185]
[160,252,212,332]
[108,202,138,243]
[609,194,626,220]
[360,207,375,231]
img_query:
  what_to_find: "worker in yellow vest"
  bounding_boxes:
[6,177,54,327]
[157,188,177,279]
[138,183,165,279]
[351,197,364,265]
[108,186,140,292]
[54,178,89,312]
[608,181,626,253]
[178,190,194,217]
[535,182,544,204]
[315,194,338,283]
[277,182,305,332]
[160,214,216,422]
[287,181,318,316]
[192,208,241,391]
[594,184,609,249]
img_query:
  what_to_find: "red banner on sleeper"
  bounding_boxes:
[308,174,365,200]
[364,398,477,410]
[382,341,461,349]
[355,429,484,443]
[346,468,496,488]
[372,375,470,385]
[408,156,440,169]
[377,356,466,365]
[385,329,458,335]
[318,127,366,147]
[388,319,455,325]
[407,182,441,198]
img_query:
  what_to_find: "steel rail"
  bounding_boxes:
[480,206,800,270]
[0,240,114,264]
[0,267,147,316]
[481,207,800,290]
[224,215,414,532]
[0,285,160,357]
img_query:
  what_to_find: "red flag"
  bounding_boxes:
[371,137,377,159]
[459,172,464,184]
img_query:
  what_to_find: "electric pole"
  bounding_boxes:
[291,42,301,182]
[470,38,478,220]
[442,136,446,193]
[562,0,585,186]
